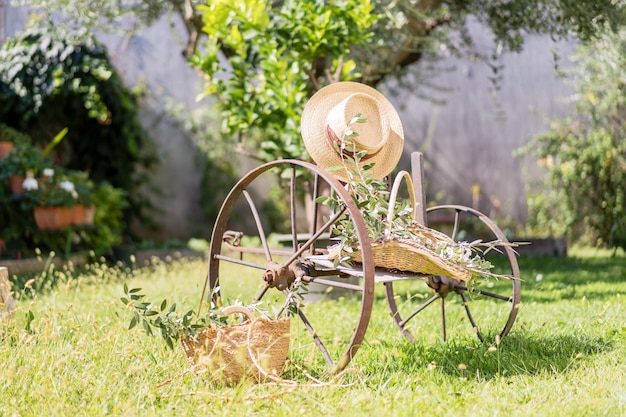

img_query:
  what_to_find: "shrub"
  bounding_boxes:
[0,21,156,236]
[521,27,626,251]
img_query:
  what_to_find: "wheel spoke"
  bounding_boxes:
[398,293,440,327]
[243,189,272,262]
[281,207,346,267]
[213,254,268,270]
[311,174,321,251]
[460,291,483,342]
[385,282,414,342]
[254,285,270,303]
[453,284,514,302]
[290,165,297,253]
[296,306,334,368]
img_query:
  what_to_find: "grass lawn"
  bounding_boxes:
[0,247,625,416]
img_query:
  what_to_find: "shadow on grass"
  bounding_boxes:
[363,331,614,381]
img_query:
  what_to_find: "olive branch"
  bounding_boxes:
[316,114,515,282]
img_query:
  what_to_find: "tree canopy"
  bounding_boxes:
[17,1,626,163]
[19,0,626,83]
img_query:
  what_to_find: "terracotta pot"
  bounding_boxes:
[34,206,74,230]
[9,175,25,195]
[0,141,13,159]
[71,205,96,225]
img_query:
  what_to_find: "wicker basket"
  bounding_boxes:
[350,238,472,281]
[181,306,290,386]
[346,171,472,282]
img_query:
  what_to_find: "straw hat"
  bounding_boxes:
[301,82,404,182]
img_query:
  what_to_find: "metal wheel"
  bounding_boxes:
[384,205,521,344]
[205,160,375,375]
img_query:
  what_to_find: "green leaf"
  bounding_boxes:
[141,320,153,336]
[41,127,68,157]
[164,335,174,350]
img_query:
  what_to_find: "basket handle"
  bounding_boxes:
[221,305,257,322]
[385,170,417,237]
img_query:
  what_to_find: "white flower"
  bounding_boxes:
[43,168,54,178]
[59,181,75,193]
[22,176,39,191]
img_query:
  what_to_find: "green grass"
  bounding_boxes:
[1,249,625,416]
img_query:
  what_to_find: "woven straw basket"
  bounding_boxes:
[180,306,290,386]
[347,171,472,282]
[351,238,471,281]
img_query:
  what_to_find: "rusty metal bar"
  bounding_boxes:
[213,254,267,270]
[460,291,484,342]
[281,207,346,267]
[440,296,447,341]
[303,276,363,291]
[290,165,297,253]
[296,307,334,368]
[254,285,270,303]
[243,189,272,262]
[310,173,321,255]
[399,293,440,327]
[453,284,513,302]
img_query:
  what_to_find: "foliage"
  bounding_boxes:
[86,182,129,251]
[16,0,626,238]
[22,168,79,208]
[1,171,128,259]
[0,21,156,235]
[120,283,209,350]
[0,122,127,257]
[64,170,95,206]
[0,122,30,144]
[20,0,626,83]
[0,140,50,180]
[316,115,504,280]
[520,26,626,251]
[120,276,305,350]
[190,0,376,163]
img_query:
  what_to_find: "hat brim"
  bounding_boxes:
[301,82,404,182]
